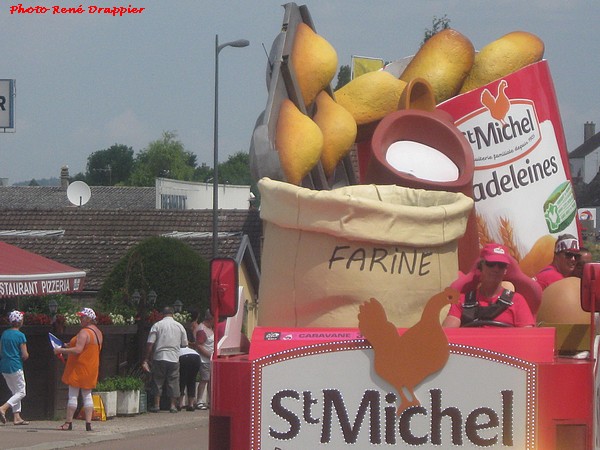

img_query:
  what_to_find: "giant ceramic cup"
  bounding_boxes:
[365,78,478,271]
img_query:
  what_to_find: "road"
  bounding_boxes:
[77,421,209,449]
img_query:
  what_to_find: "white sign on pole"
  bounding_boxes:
[0,79,15,129]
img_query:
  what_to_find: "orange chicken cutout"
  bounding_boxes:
[481,79,509,124]
[358,288,459,415]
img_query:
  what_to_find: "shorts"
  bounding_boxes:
[199,362,211,382]
[150,359,180,398]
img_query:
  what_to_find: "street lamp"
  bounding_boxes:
[132,289,141,307]
[148,290,157,308]
[48,298,61,332]
[48,299,58,315]
[174,299,183,313]
[213,34,249,258]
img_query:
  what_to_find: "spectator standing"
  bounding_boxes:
[194,309,214,410]
[178,340,201,411]
[534,234,580,290]
[143,306,188,413]
[54,307,103,432]
[188,307,200,338]
[0,310,29,426]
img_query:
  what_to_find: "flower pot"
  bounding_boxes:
[116,390,140,416]
[96,391,117,418]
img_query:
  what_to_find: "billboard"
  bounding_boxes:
[351,55,384,79]
[0,79,15,129]
[251,331,541,449]
[578,208,596,227]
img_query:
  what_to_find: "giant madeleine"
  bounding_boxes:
[291,23,338,108]
[335,71,407,125]
[400,29,474,104]
[460,31,544,93]
[313,91,357,177]
[275,99,323,185]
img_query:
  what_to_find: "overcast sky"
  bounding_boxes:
[0,0,597,184]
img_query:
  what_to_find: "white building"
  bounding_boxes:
[156,177,252,210]
[569,122,600,184]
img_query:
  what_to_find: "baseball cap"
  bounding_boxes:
[76,307,96,320]
[554,236,579,253]
[8,310,24,323]
[480,243,511,265]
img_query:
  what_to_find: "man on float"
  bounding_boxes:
[534,234,580,290]
[443,243,535,328]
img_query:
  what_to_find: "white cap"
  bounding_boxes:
[76,307,96,320]
[8,310,24,323]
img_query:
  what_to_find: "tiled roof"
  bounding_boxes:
[0,186,156,210]
[0,209,262,291]
[569,132,600,159]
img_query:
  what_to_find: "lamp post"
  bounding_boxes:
[148,290,157,309]
[48,299,58,316]
[132,289,141,309]
[213,34,250,258]
[132,289,157,365]
[49,298,59,330]
[174,299,183,313]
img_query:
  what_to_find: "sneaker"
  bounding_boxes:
[149,406,159,413]
[197,402,209,410]
[186,406,195,412]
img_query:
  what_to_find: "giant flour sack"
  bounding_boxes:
[257,178,473,328]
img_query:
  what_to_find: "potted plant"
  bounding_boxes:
[94,378,118,419]
[111,375,144,416]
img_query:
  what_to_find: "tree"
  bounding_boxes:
[334,65,351,90]
[86,144,134,186]
[194,163,212,183]
[129,131,196,186]
[70,172,87,183]
[220,151,258,203]
[194,153,252,185]
[97,236,210,314]
[194,152,258,202]
[423,15,450,44]
[218,151,253,186]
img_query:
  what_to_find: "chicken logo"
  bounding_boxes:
[480,79,510,124]
[358,287,459,415]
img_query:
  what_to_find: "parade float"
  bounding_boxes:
[209,4,597,449]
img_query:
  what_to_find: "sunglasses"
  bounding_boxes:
[562,252,580,260]
[484,261,508,269]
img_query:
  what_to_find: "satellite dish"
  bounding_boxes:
[67,181,92,206]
